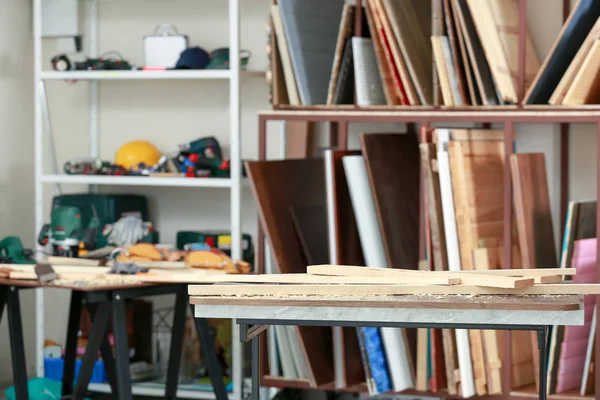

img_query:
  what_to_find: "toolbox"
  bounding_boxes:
[144,24,188,68]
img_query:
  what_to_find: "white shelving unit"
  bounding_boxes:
[32,1,243,399]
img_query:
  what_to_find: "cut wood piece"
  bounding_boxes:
[181,273,458,285]
[562,39,600,105]
[550,18,600,105]
[458,274,533,289]
[364,3,398,105]
[416,328,429,391]
[372,0,420,104]
[466,0,540,103]
[431,328,448,392]
[443,0,469,105]
[383,0,433,105]
[307,264,575,277]
[432,36,455,106]
[449,129,505,141]
[525,0,600,104]
[188,283,600,296]
[268,16,289,106]
[453,0,499,105]
[510,153,558,269]
[432,0,443,105]
[451,0,480,105]
[367,0,407,104]
[361,133,420,270]
[420,143,448,271]
[327,4,356,105]
[442,328,459,394]
[47,256,101,266]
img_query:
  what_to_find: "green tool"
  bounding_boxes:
[0,236,35,264]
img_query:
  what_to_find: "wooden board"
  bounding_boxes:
[290,205,329,265]
[562,39,600,105]
[550,18,600,105]
[451,0,480,105]
[189,283,600,296]
[327,4,356,105]
[245,158,333,387]
[383,0,433,105]
[190,293,582,311]
[361,133,420,270]
[510,153,558,269]
[453,0,499,105]
[524,0,600,104]
[372,0,420,105]
[432,36,455,106]
[307,264,575,277]
[443,0,469,105]
[420,143,449,271]
[271,5,301,105]
[183,273,458,285]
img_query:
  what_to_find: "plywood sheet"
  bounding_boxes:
[443,0,469,105]
[361,133,420,269]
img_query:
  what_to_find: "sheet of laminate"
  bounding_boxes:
[278,0,345,104]
[562,39,600,105]
[327,4,356,105]
[382,0,433,105]
[268,16,289,106]
[353,37,387,106]
[453,0,499,105]
[290,205,329,266]
[324,150,366,389]
[361,133,421,270]
[271,5,300,105]
[443,0,469,105]
[550,17,600,105]
[466,0,540,104]
[343,155,414,392]
[510,153,558,269]
[524,0,600,104]
[246,159,334,387]
[332,39,356,105]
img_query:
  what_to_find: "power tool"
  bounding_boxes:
[0,236,35,264]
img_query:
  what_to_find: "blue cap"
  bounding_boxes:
[175,47,209,69]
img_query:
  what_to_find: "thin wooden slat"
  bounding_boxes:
[307,264,576,277]
[189,283,600,296]
[562,40,600,105]
[178,273,458,285]
[432,36,455,106]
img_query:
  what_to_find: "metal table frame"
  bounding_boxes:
[236,319,552,400]
[0,283,229,400]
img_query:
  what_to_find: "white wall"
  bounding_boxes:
[0,0,597,387]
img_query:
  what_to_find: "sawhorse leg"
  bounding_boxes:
[164,286,187,400]
[62,291,82,397]
[239,323,266,400]
[6,286,29,400]
[538,326,550,400]
[111,293,133,400]
[189,304,228,400]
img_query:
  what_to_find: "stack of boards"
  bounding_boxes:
[268,0,600,106]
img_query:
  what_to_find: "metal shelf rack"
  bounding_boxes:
[32,0,243,399]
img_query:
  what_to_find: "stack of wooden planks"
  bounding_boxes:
[187,264,600,296]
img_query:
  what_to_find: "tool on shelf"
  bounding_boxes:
[0,236,35,264]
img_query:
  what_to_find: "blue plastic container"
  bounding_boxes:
[44,357,107,383]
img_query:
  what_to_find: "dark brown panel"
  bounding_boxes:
[361,133,421,269]
[246,159,334,386]
[290,205,329,265]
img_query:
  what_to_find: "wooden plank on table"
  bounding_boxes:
[182,273,458,285]
[510,153,558,269]
[432,36,456,106]
[562,39,600,105]
[47,256,101,266]
[189,293,583,311]
[372,0,420,105]
[245,158,333,387]
[307,264,575,277]
[420,143,449,271]
[550,18,600,105]
[524,0,600,104]
[443,0,469,105]
[466,0,540,104]
[361,133,420,270]
[189,283,600,296]
[327,4,356,105]
[453,0,499,105]
[383,0,433,105]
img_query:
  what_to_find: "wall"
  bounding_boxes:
[0,0,597,388]
[0,0,37,381]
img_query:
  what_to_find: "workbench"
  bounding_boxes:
[0,279,228,400]
[191,293,585,400]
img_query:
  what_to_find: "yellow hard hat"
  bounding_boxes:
[115,141,162,170]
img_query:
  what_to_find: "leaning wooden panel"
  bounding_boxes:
[562,39,600,105]
[188,283,600,296]
[361,133,421,270]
